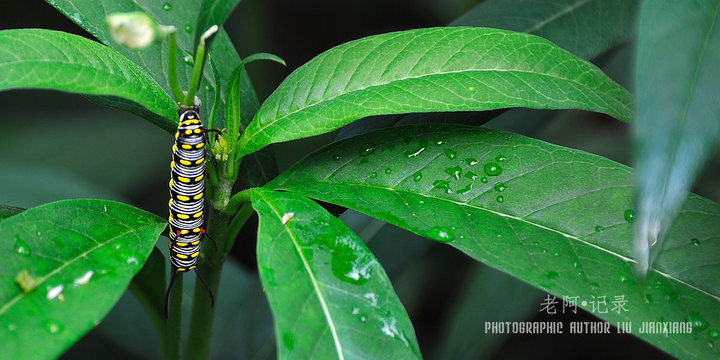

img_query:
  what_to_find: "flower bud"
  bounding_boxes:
[106,12,172,49]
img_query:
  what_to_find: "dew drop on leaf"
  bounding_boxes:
[619,274,629,283]
[333,153,341,160]
[14,236,30,256]
[444,149,457,160]
[359,143,377,156]
[483,162,502,176]
[495,154,506,162]
[432,180,452,194]
[384,168,391,174]
[688,311,709,330]
[183,54,193,65]
[444,166,462,180]
[691,238,701,246]
[425,226,455,242]
[456,183,472,194]
[496,195,504,203]
[413,172,422,182]
[369,172,377,178]
[162,2,172,11]
[184,25,193,33]
[572,260,581,268]
[624,209,635,223]
[595,225,604,233]
[493,182,506,192]
[708,329,719,339]
[44,321,63,335]
[464,171,478,180]
[480,177,488,183]
[465,158,478,165]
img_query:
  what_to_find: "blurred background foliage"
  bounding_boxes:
[2,0,717,358]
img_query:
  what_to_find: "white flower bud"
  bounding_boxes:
[106,12,160,49]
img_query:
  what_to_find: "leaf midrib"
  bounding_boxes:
[275,179,720,303]
[255,191,345,360]
[245,67,628,149]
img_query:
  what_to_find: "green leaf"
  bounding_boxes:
[452,0,640,59]
[251,188,421,359]
[632,0,720,275]
[195,0,242,51]
[237,27,631,158]
[0,205,24,221]
[46,0,260,131]
[0,29,175,125]
[269,124,720,359]
[0,199,166,360]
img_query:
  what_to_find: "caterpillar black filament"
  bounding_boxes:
[165,105,216,318]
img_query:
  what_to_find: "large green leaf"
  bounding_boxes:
[237,27,631,158]
[632,0,720,275]
[0,29,175,126]
[0,199,166,360]
[195,0,241,51]
[452,0,640,59]
[251,188,421,359]
[269,124,720,359]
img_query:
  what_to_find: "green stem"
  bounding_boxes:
[185,207,229,360]
[166,275,183,360]
[213,177,233,212]
[182,26,218,106]
[225,188,253,215]
[167,31,183,102]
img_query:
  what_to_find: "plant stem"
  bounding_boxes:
[225,188,253,215]
[166,275,183,360]
[185,206,229,360]
[182,26,218,106]
[167,31,183,102]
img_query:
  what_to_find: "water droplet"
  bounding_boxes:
[183,54,193,65]
[483,163,502,176]
[184,25,193,33]
[708,329,719,339]
[465,158,478,165]
[572,260,581,268]
[333,153,341,160]
[369,172,377,178]
[552,251,560,257]
[464,171,478,180]
[444,149,457,160]
[426,226,455,242]
[496,195,504,203]
[364,292,378,306]
[595,225,604,233]
[444,166,462,180]
[688,312,708,330]
[456,183,472,194]
[691,238,701,246]
[433,180,452,194]
[14,236,30,256]
[495,154,506,162]
[413,172,422,182]
[708,341,714,349]
[433,138,444,145]
[74,271,93,286]
[46,285,64,300]
[162,2,172,11]
[493,182,506,192]
[282,332,295,350]
[405,140,427,158]
[480,177,488,183]
[44,321,63,335]
[590,282,599,290]
[384,168,392,174]
[576,271,585,277]
[619,274,629,283]
[664,291,678,303]
[360,158,369,164]
[352,307,360,315]
[546,271,559,279]
[540,248,548,254]
[360,315,368,322]
[359,143,376,156]
[624,209,635,223]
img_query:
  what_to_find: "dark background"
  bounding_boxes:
[4,1,712,358]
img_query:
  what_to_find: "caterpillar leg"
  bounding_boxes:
[198,228,218,251]
[164,268,181,319]
[194,267,215,307]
